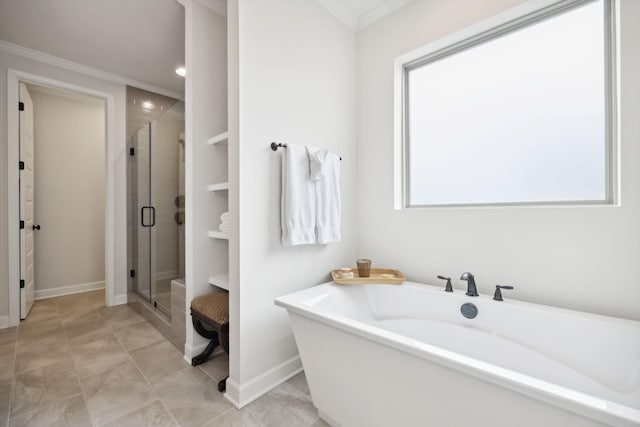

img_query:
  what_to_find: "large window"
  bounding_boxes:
[399,0,614,207]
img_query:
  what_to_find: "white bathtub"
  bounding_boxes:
[275,282,640,427]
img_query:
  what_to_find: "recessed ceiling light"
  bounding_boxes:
[142,100,154,110]
[176,66,186,77]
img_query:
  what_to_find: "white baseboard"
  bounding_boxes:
[35,281,104,300]
[113,294,128,305]
[224,355,302,408]
[182,340,226,364]
[183,340,209,364]
[0,316,9,329]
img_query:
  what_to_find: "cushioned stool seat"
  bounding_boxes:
[190,292,229,367]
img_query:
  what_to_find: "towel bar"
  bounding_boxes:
[270,142,342,161]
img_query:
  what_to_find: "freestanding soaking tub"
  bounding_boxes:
[275,281,640,427]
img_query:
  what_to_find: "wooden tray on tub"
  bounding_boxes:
[331,268,405,285]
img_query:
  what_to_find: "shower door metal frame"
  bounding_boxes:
[133,122,157,303]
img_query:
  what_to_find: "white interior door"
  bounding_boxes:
[19,82,36,319]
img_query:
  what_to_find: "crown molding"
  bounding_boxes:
[315,0,413,32]
[358,0,414,30]
[0,39,183,99]
[315,0,358,31]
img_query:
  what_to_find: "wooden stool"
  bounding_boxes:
[190,292,229,369]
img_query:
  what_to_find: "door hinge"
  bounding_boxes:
[129,147,135,156]
[19,220,24,229]
[19,161,24,170]
[18,102,24,111]
[20,280,25,289]
[129,269,136,278]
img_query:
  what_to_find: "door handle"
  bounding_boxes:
[141,206,156,227]
[149,207,156,227]
[32,224,41,230]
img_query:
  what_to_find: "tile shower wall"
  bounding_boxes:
[154,113,184,281]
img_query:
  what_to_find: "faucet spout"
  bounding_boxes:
[460,272,479,297]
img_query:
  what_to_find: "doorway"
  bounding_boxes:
[24,84,106,318]
[7,69,118,327]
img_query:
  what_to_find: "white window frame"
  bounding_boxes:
[393,0,617,209]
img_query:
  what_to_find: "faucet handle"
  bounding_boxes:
[437,275,453,292]
[493,285,514,301]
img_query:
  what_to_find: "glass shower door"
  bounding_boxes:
[126,85,184,319]
[134,123,156,303]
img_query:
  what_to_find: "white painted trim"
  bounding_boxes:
[183,340,209,363]
[393,0,608,210]
[224,356,303,408]
[113,294,128,305]
[7,68,117,327]
[0,40,183,99]
[394,0,566,65]
[34,281,105,300]
[7,71,20,328]
[0,316,8,329]
[315,0,414,32]
[357,0,414,30]
[315,0,358,31]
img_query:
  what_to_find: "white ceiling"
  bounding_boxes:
[0,0,185,95]
[0,0,408,96]
[316,0,414,31]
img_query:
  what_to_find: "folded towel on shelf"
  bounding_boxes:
[281,143,316,246]
[220,211,230,223]
[219,222,231,232]
[307,147,329,181]
[314,151,341,244]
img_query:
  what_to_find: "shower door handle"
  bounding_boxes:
[141,206,156,227]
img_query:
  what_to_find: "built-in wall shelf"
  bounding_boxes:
[207,131,228,149]
[208,182,229,193]
[209,273,229,291]
[208,230,230,240]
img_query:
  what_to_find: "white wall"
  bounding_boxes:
[356,0,640,321]
[30,88,105,294]
[183,0,228,359]
[0,48,129,325]
[228,0,357,406]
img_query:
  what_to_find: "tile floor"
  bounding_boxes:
[0,290,329,427]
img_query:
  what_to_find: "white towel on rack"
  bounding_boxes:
[314,152,341,244]
[281,144,316,246]
[307,147,329,181]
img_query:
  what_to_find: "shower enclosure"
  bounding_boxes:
[127,87,184,319]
